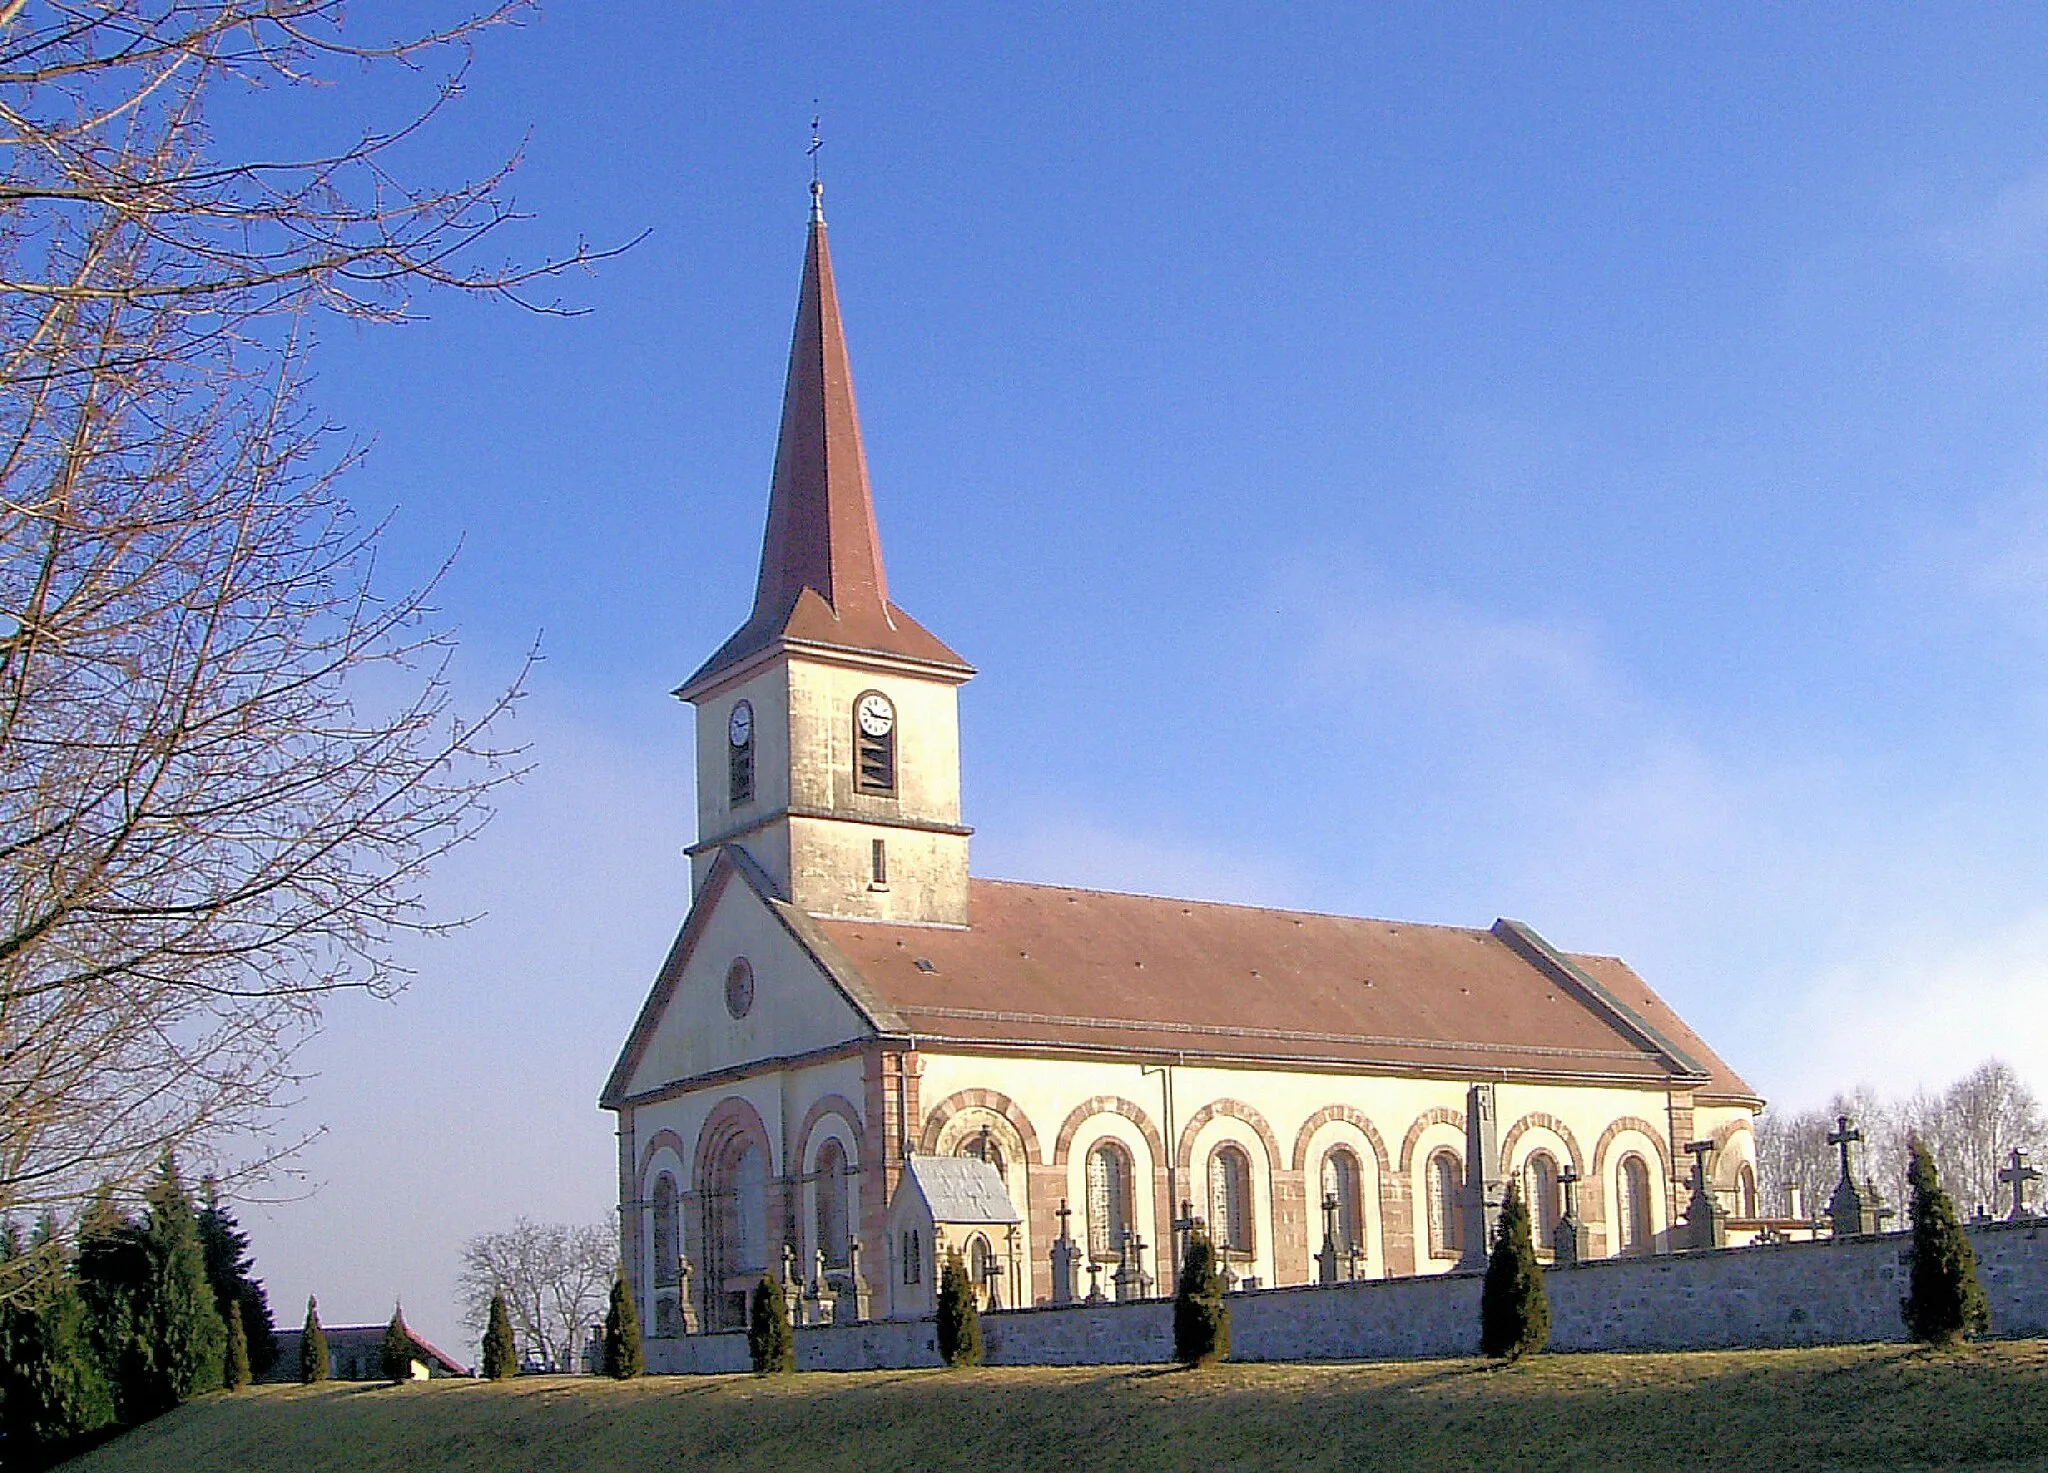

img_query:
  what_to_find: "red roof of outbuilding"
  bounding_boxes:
[680,197,969,696]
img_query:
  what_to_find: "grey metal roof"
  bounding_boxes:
[903,1154,1021,1225]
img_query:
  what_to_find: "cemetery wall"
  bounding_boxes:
[643,1218,2048,1374]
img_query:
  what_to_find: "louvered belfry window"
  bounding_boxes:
[854,692,896,794]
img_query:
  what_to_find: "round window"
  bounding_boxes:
[724,958,755,1019]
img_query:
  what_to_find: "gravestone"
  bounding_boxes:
[2001,1147,2041,1221]
[1457,1082,1505,1271]
[1682,1139,1727,1250]
[675,1252,700,1335]
[1553,1165,1589,1266]
[1050,1199,1080,1305]
[1317,1191,1342,1285]
[836,1237,871,1323]
[1825,1116,1878,1236]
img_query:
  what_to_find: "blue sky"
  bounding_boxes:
[236,5,2048,1358]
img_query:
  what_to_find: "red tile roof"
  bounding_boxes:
[813,879,1756,1102]
[680,202,970,696]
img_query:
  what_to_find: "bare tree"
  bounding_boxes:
[0,3,617,1237]
[458,1218,618,1372]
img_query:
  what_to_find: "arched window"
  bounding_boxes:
[902,1228,922,1285]
[1085,1140,1134,1262]
[814,1140,847,1268]
[705,1136,768,1329]
[1427,1148,1463,1258]
[652,1173,680,1288]
[1209,1143,1255,1254]
[1738,1163,1758,1219]
[1618,1153,1653,1253]
[959,1124,1007,1176]
[854,691,896,794]
[1524,1152,1560,1251]
[968,1234,997,1305]
[1320,1149,1364,1256]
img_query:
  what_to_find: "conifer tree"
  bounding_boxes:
[300,1296,330,1384]
[1903,1138,1990,1345]
[935,1249,983,1368]
[224,1301,252,1390]
[0,1218,116,1459]
[381,1306,417,1381]
[1173,1226,1230,1367]
[602,1271,645,1379]
[131,1156,227,1413]
[747,1274,794,1374]
[198,1179,278,1377]
[482,1291,518,1380]
[74,1187,151,1421]
[1479,1185,1550,1361]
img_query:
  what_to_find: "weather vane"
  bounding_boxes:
[809,110,823,184]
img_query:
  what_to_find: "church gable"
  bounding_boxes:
[603,850,882,1104]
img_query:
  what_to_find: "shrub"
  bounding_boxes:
[482,1292,518,1381]
[381,1306,416,1381]
[224,1301,250,1390]
[603,1271,645,1379]
[1173,1227,1230,1367]
[300,1296,329,1384]
[747,1274,794,1374]
[935,1249,982,1368]
[1479,1186,1550,1361]
[0,1218,117,1458]
[1903,1139,1989,1345]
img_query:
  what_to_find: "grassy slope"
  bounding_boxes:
[60,1342,2048,1473]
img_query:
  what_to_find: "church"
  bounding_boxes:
[601,183,1762,1339]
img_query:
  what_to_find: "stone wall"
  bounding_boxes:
[645,1219,2048,1374]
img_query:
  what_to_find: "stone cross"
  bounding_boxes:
[1112,1227,1139,1302]
[1457,1082,1505,1272]
[675,1252,699,1336]
[1172,1199,1199,1281]
[1827,1116,1861,1184]
[844,1236,871,1322]
[1085,1258,1105,1304]
[1050,1198,1079,1305]
[2001,1147,2041,1221]
[1682,1140,1725,1250]
[1316,1192,1341,1285]
[1554,1165,1587,1266]
[782,1240,799,1287]
[1824,1117,1872,1236]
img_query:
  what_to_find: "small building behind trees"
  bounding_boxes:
[265,1324,469,1382]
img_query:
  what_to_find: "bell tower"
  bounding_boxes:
[675,184,974,926]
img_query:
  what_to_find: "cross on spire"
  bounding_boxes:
[808,110,825,221]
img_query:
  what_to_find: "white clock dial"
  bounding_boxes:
[856,693,894,738]
[728,700,753,748]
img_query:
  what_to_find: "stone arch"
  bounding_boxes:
[1590,1114,1676,1189]
[1398,1106,1466,1174]
[693,1095,776,1184]
[1708,1116,1758,1188]
[1289,1106,1393,1176]
[1497,1111,1588,1178]
[920,1087,1045,1166]
[1174,1098,1284,1177]
[1052,1096,1165,1168]
[636,1128,690,1193]
[796,1094,866,1174]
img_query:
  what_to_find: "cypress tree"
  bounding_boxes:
[381,1305,417,1381]
[481,1292,518,1381]
[198,1179,277,1377]
[1173,1226,1230,1367]
[223,1301,251,1390]
[1903,1138,1990,1345]
[132,1156,227,1413]
[602,1271,645,1379]
[934,1249,982,1368]
[300,1296,330,1384]
[746,1274,794,1374]
[74,1186,150,1422]
[0,1217,116,1460]
[1479,1185,1550,1361]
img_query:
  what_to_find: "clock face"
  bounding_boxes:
[856,692,894,738]
[728,700,753,748]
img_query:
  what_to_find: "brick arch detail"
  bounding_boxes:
[919,1087,1046,1166]
[1591,1115,1676,1197]
[1709,1116,1758,1186]
[1052,1096,1165,1168]
[637,1129,690,1194]
[795,1094,866,1174]
[1175,1098,1284,1176]
[1288,1106,1393,1177]
[1397,1107,1467,1175]
[1497,1112,1588,1179]
[692,1095,776,1187]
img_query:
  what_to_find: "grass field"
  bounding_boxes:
[56,1341,2048,1472]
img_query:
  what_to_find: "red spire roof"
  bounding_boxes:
[680,192,970,696]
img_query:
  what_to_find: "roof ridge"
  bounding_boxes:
[967,875,1488,933]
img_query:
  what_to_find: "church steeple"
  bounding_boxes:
[679,191,968,699]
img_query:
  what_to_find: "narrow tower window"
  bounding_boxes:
[871,838,888,887]
[727,699,755,806]
[854,691,896,794]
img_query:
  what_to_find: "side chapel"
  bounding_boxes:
[601,184,1763,1338]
